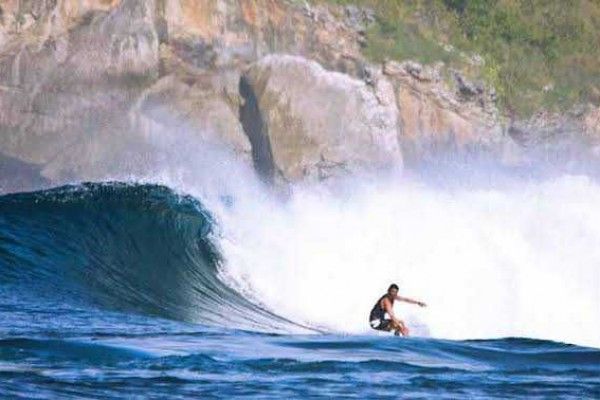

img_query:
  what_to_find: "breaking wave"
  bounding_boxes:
[1,172,599,348]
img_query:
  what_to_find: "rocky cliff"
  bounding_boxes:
[243,54,402,182]
[0,0,590,192]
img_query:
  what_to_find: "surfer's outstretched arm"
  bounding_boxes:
[395,296,427,307]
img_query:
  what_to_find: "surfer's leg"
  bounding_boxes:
[399,323,409,337]
[379,319,393,331]
[391,320,409,336]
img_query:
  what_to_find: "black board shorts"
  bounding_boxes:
[370,318,392,331]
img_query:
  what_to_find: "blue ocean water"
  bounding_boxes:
[0,183,598,399]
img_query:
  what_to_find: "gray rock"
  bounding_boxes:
[452,70,483,98]
[242,54,402,182]
[344,5,375,33]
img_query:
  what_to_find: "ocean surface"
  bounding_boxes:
[1,182,599,399]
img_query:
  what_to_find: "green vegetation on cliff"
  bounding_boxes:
[318,0,600,116]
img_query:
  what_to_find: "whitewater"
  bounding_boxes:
[215,173,600,348]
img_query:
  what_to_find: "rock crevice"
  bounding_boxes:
[238,75,276,183]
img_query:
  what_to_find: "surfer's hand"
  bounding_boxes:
[418,301,426,307]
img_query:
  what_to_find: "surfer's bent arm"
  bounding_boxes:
[382,298,401,323]
[395,296,427,307]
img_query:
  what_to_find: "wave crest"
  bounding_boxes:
[0,183,299,332]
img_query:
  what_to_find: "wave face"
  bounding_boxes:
[0,183,295,332]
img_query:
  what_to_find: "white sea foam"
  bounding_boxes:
[211,172,600,348]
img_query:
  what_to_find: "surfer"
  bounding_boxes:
[369,283,426,336]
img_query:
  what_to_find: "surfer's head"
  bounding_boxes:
[387,283,399,297]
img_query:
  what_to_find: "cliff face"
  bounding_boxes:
[0,0,522,191]
[0,0,163,184]
[382,60,504,164]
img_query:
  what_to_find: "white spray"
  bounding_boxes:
[62,122,600,348]
[212,172,600,348]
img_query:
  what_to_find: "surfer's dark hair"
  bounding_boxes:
[388,284,399,291]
